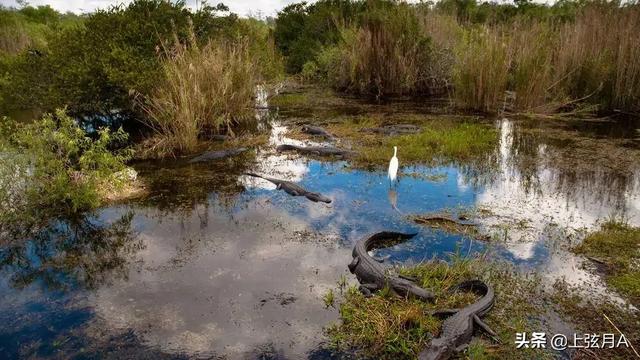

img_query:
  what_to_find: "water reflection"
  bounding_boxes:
[0,212,141,291]
[1,100,640,358]
[388,188,402,214]
[92,202,349,359]
[474,119,640,260]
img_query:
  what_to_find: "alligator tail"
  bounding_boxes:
[276,144,298,151]
[451,280,488,295]
[244,172,264,179]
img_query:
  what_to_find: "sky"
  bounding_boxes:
[0,0,301,17]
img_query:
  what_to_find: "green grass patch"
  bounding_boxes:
[326,115,497,168]
[573,221,640,303]
[327,254,551,359]
[270,92,309,107]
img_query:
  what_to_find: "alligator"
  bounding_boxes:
[419,280,497,360]
[361,124,421,135]
[348,231,434,302]
[188,147,247,163]
[301,125,335,140]
[276,144,355,159]
[244,172,332,203]
[211,134,230,142]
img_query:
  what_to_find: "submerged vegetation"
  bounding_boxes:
[0,1,639,358]
[574,221,640,304]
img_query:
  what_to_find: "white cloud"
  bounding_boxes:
[0,0,301,16]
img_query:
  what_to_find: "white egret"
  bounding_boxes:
[388,146,398,185]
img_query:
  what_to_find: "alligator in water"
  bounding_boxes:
[419,280,497,360]
[188,147,248,163]
[276,144,355,158]
[301,125,335,140]
[348,231,434,302]
[244,172,332,203]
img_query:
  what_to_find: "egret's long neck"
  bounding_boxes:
[393,148,397,157]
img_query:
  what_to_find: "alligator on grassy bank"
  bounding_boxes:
[276,144,355,159]
[419,280,497,360]
[361,124,422,135]
[188,147,248,163]
[348,231,434,301]
[244,172,332,203]
[301,125,335,140]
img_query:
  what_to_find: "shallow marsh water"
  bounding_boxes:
[1,92,639,359]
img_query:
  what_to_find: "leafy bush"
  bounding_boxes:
[0,5,82,55]
[0,109,132,239]
[274,0,364,73]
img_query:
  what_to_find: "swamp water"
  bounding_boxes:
[1,93,639,359]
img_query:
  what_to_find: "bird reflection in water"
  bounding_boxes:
[387,188,402,214]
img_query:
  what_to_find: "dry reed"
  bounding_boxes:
[137,28,258,158]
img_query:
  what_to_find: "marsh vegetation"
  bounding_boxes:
[0,0,639,359]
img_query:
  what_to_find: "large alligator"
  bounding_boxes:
[348,232,434,302]
[419,280,497,360]
[244,172,332,203]
[276,144,355,159]
[188,147,247,163]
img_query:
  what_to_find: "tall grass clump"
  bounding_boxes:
[507,21,560,112]
[416,10,463,94]
[137,29,258,158]
[0,14,31,55]
[555,3,640,112]
[453,2,640,114]
[325,2,433,97]
[452,27,509,112]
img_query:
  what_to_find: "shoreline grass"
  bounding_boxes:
[327,254,551,359]
[327,253,640,359]
[323,115,497,167]
[573,220,640,304]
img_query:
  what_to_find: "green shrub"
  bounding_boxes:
[0,109,132,239]
[0,1,239,120]
[274,0,364,73]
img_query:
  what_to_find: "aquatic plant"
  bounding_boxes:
[285,1,640,114]
[0,109,132,241]
[452,26,509,112]
[325,116,497,167]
